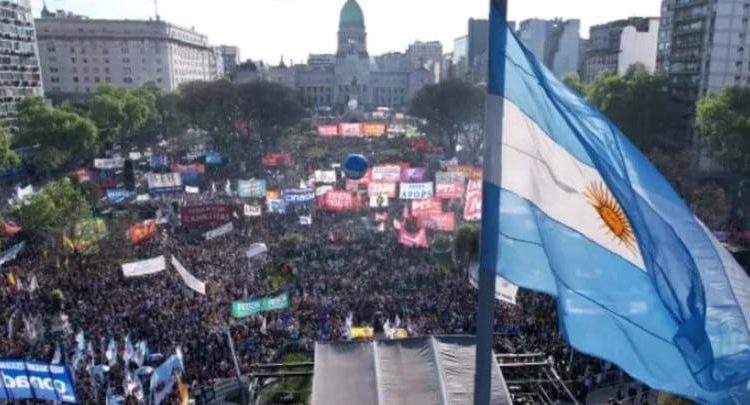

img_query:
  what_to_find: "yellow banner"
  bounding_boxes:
[351,327,374,339]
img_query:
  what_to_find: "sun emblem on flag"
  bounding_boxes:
[584,182,637,252]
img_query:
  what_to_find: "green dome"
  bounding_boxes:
[339,0,365,29]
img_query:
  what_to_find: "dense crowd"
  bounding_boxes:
[0,136,642,403]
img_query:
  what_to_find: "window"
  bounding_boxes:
[73,76,79,83]
[50,77,60,83]
[122,47,129,54]
[104,58,110,64]
[49,67,58,73]
[83,76,90,82]
[105,77,111,82]
[103,49,109,55]
[71,57,76,63]
[47,47,56,52]
[95,77,100,83]
[105,67,110,73]
[124,77,133,83]
[70,47,75,53]
[122,58,130,63]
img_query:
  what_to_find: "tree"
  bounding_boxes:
[89,84,157,145]
[15,97,98,174]
[696,86,750,218]
[237,81,305,152]
[561,72,586,95]
[8,178,91,239]
[0,126,19,171]
[587,67,684,152]
[409,80,484,161]
[178,80,242,151]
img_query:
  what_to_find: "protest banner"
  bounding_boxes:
[299,215,312,225]
[128,220,157,244]
[464,179,482,221]
[447,165,482,180]
[367,182,397,198]
[362,122,386,137]
[411,198,443,217]
[185,186,199,194]
[245,243,268,259]
[435,171,466,184]
[435,181,466,199]
[468,263,518,305]
[0,241,25,267]
[373,212,389,223]
[398,227,428,248]
[94,158,125,170]
[231,291,290,318]
[106,188,130,203]
[237,179,267,198]
[338,123,363,137]
[401,167,427,182]
[350,327,374,339]
[417,212,456,232]
[121,256,166,277]
[149,155,169,169]
[243,204,262,217]
[313,170,337,184]
[75,168,94,182]
[205,151,223,165]
[172,163,206,175]
[171,256,206,295]
[369,194,389,208]
[315,185,334,197]
[64,218,108,251]
[268,199,285,213]
[372,165,401,182]
[146,173,183,193]
[203,222,233,241]
[317,124,339,137]
[261,153,292,167]
[180,204,233,227]
[0,361,78,403]
[317,190,361,212]
[282,189,316,207]
[399,182,434,200]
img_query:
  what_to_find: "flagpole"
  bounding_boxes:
[474,0,507,404]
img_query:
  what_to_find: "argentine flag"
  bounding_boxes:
[482,1,750,402]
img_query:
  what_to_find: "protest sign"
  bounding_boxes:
[237,179,267,198]
[299,215,312,225]
[94,158,125,170]
[106,188,130,203]
[180,204,233,227]
[317,190,361,212]
[468,263,518,305]
[243,204,262,217]
[362,123,386,137]
[398,227,428,248]
[350,327,374,339]
[435,182,466,199]
[411,198,443,217]
[0,361,78,403]
[64,218,108,251]
[399,182,434,200]
[313,170,337,184]
[245,243,268,259]
[282,189,316,207]
[367,182,397,198]
[464,180,482,221]
[372,165,401,182]
[171,256,205,295]
[122,256,166,277]
[339,123,363,137]
[185,186,199,194]
[149,155,169,169]
[317,124,339,137]
[447,165,482,180]
[146,173,182,193]
[203,222,233,241]
[418,212,456,232]
[401,167,427,182]
[261,153,292,167]
[128,220,157,244]
[369,194,389,208]
[268,199,285,213]
[231,292,290,318]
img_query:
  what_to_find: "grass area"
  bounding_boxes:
[258,353,313,405]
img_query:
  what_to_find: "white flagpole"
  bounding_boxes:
[475,0,508,404]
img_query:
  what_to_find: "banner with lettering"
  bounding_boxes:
[417,212,456,232]
[367,182,397,198]
[435,181,466,199]
[172,163,206,175]
[282,189,316,207]
[399,182,434,200]
[339,123,363,137]
[122,256,166,277]
[411,198,443,217]
[0,361,78,403]
[231,292,290,318]
[350,327,374,339]
[447,165,482,180]
[401,167,427,182]
[268,199,285,213]
[106,188,131,203]
[203,222,233,241]
[94,157,125,170]
[317,190,362,212]
[128,220,157,244]
[76,168,94,182]
[435,171,466,184]
[146,172,183,193]
[362,123,386,137]
[398,227,428,248]
[243,204,262,217]
[372,165,401,182]
[317,124,339,137]
[180,204,233,227]
[261,153,292,167]
[205,151,223,165]
[237,179,267,198]
[313,170,337,184]
[149,155,170,169]
[463,179,482,221]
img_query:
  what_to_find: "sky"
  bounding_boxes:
[34,0,662,63]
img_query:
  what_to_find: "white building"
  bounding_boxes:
[517,18,581,78]
[406,41,443,69]
[218,45,240,77]
[36,8,216,94]
[583,17,660,83]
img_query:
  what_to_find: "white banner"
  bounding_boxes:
[299,215,312,225]
[369,194,389,208]
[171,256,206,295]
[243,204,262,217]
[185,186,199,194]
[372,166,401,182]
[313,170,337,184]
[399,182,434,200]
[203,222,233,240]
[136,194,151,202]
[468,263,518,305]
[94,158,125,170]
[146,172,182,192]
[246,243,268,259]
[435,171,466,184]
[122,256,166,278]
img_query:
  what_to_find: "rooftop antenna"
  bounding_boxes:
[154,0,160,20]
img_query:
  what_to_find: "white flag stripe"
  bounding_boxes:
[495,97,644,270]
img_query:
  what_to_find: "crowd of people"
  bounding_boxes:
[0,132,641,403]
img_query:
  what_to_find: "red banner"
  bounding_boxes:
[398,227,428,248]
[172,163,206,174]
[262,153,292,167]
[374,212,389,223]
[317,190,362,211]
[464,180,482,221]
[76,168,94,182]
[180,204,233,227]
[436,182,466,199]
[447,165,483,180]
[128,220,157,244]
[317,124,339,137]
[411,198,443,217]
[418,212,456,232]
[339,123,363,137]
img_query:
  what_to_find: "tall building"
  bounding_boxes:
[288,0,432,109]
[35,8,217,94]
[407,41,443,68]
[218,45,240,77]
[518,18,581,77]
[582,17,660,83]
[467,19,489,69]
[656,0,675,73]
[0,0,43,130]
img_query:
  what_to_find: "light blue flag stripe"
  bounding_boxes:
[484,0,750,402]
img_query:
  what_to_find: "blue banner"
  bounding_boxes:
[180,172,200,185]
[237,179,267,198]
[205,152,223,165]
[149,155,170,169]
[282,189,315,207]
[106,188,130,203]
[0,360,78,403]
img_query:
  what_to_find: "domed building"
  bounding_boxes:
[290,0,433,111]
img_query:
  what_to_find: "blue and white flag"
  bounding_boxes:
[71,330,85,371]
[483,2,750,402]
[123,335,134,365]
[135,340,148,367]
[106,338,118,367]
[149,348,184,405]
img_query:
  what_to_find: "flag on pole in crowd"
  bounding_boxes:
[27,274,39,293]
[260,316,268,335]
[149,348,184,405]
[224,179,232,196]
[394,314,401,329]
[51,344,62,364]
[123,335,134,365]
[135,340,148,367]
[106,385,124,405]
[72,330,85,370]
[6,310,16,339]
[124,370,145,401]
[106,338,118,367]
[480,2,750,401]
[345,312,353,341]
[299,215,312,225]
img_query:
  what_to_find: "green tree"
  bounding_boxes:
[237,80,305,152]
[587,67,684,152]
[0,126,19,171]
[178,80,242,151]
[409,79,485,160]
[696,86,750,218]
[8,178,91,239]
[15,97,98,173]
[89,84,157,145]
[562,72,586,95]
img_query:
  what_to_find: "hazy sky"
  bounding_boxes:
[34,0,661,63]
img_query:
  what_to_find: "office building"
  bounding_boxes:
[218,45,240,78]
[518,18,581,77]
[0,0,43,130]
[407,41,443,68]
[583,17,660,83]
[36,8,217,94]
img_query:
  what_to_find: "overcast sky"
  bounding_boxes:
[34,0,662,63]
